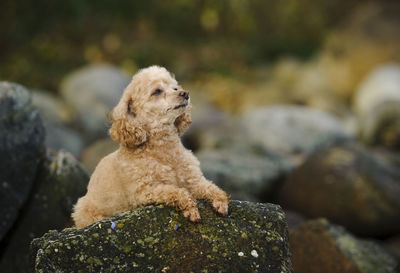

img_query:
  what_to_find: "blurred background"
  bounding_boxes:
[1,0,400,272]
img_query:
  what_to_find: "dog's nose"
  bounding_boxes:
[179,91,189,100]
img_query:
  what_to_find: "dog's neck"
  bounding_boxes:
[118,123,181,154]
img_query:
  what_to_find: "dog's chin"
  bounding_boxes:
[173,102,188,110]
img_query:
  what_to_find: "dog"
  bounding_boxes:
[72,66,229,228]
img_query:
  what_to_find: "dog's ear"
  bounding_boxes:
[109,97,147,148]
[174,111,192,136]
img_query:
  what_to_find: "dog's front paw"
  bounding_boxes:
[212,199,229,216]
[183,207,201,223]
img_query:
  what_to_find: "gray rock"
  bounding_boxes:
[0,150,89,273]
[197,148,291,201]
[354,64,400,147]
[60,64,130,141]
[30,200,293,273]
[32,90,73,125]
[81,138,119,173]
[44,123,85,157]
[241,106,351,161]
[0,82,45,241]
[182,95,234,151]
[290,218,398,273]
[32,90,85,156]
[279,141,400,236]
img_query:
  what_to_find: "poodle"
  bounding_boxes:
[72,65,229,228]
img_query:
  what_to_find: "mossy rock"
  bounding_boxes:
[290,218,398,273]
[30,200,293,273]
[1,150,89,273]
[279,141,400,236]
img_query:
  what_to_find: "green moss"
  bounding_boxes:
[30,200,292,272]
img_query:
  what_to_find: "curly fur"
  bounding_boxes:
[72,65,229,228]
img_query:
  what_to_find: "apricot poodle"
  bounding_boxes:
[72,65,229,228]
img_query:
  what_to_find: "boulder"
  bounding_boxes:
[290,218,398,273]
[81,138,119,173]
[0,82,45,241]
[31,90,73,125]
[32,90,84,156]
[0,150,89,273]
[385,235,400,262]
[181,99,233,152]
[279,141,400,236]
[30,200,293,273]
[43,123,85,157]
[197,148,291,202]
[353,64,400,147]
[241,105,351,162]
[60,64,130,141]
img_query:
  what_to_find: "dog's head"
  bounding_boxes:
[109,66,192,148]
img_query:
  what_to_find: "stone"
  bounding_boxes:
[290,218,398,273]
[60,64,130,141]
[197,147,291,201]
[385,235,400,262]
[30,200,293,273]
[0,150,89,273]
[0,82,45,241]
[81,138,119,173]
[31,90,73,125]
[241,105,351,161]
[353,64,400,147]
[32,90,85,156]
[44,123,85,157]
[181,94,233,151]
[279,141,400,236]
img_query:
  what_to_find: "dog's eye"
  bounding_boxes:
[173,88,178,91]
[152,89,163,95]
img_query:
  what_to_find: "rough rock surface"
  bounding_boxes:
[0,82,45,241]
[354,64,400,147]
[0,150,88,273]
[30,200,293,273]
[197,148,291,201]
[290,218,398,273]
[60,64,130,140]
[241,105,351,160]
[279,141,400,236]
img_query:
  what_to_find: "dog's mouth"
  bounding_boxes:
[173,102,188,110]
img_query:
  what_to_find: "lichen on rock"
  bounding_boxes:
[30,200,293,273]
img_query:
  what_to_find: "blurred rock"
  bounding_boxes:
[0,150,89,273]
[32,90,73,124]
[354,64,400,148]
[290,218,397,273]
[31,90,85,156]
[197,147,291,202]
[241,105,351,164]
[30,200,293,273]
[318,2,400,101]
[0,82,45,241]
[385,235,400,262]
[284,210,306,230]
[44,123,85,157]
[60,64,130,141]
[279,141,400,236]
[182,94,233,151]
[81,138,119,173]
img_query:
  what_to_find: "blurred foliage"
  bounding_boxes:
[0,0,369,90]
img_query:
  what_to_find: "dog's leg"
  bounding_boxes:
[72,197,109,229]
[186,177,230,216]
[135,184,201,222]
